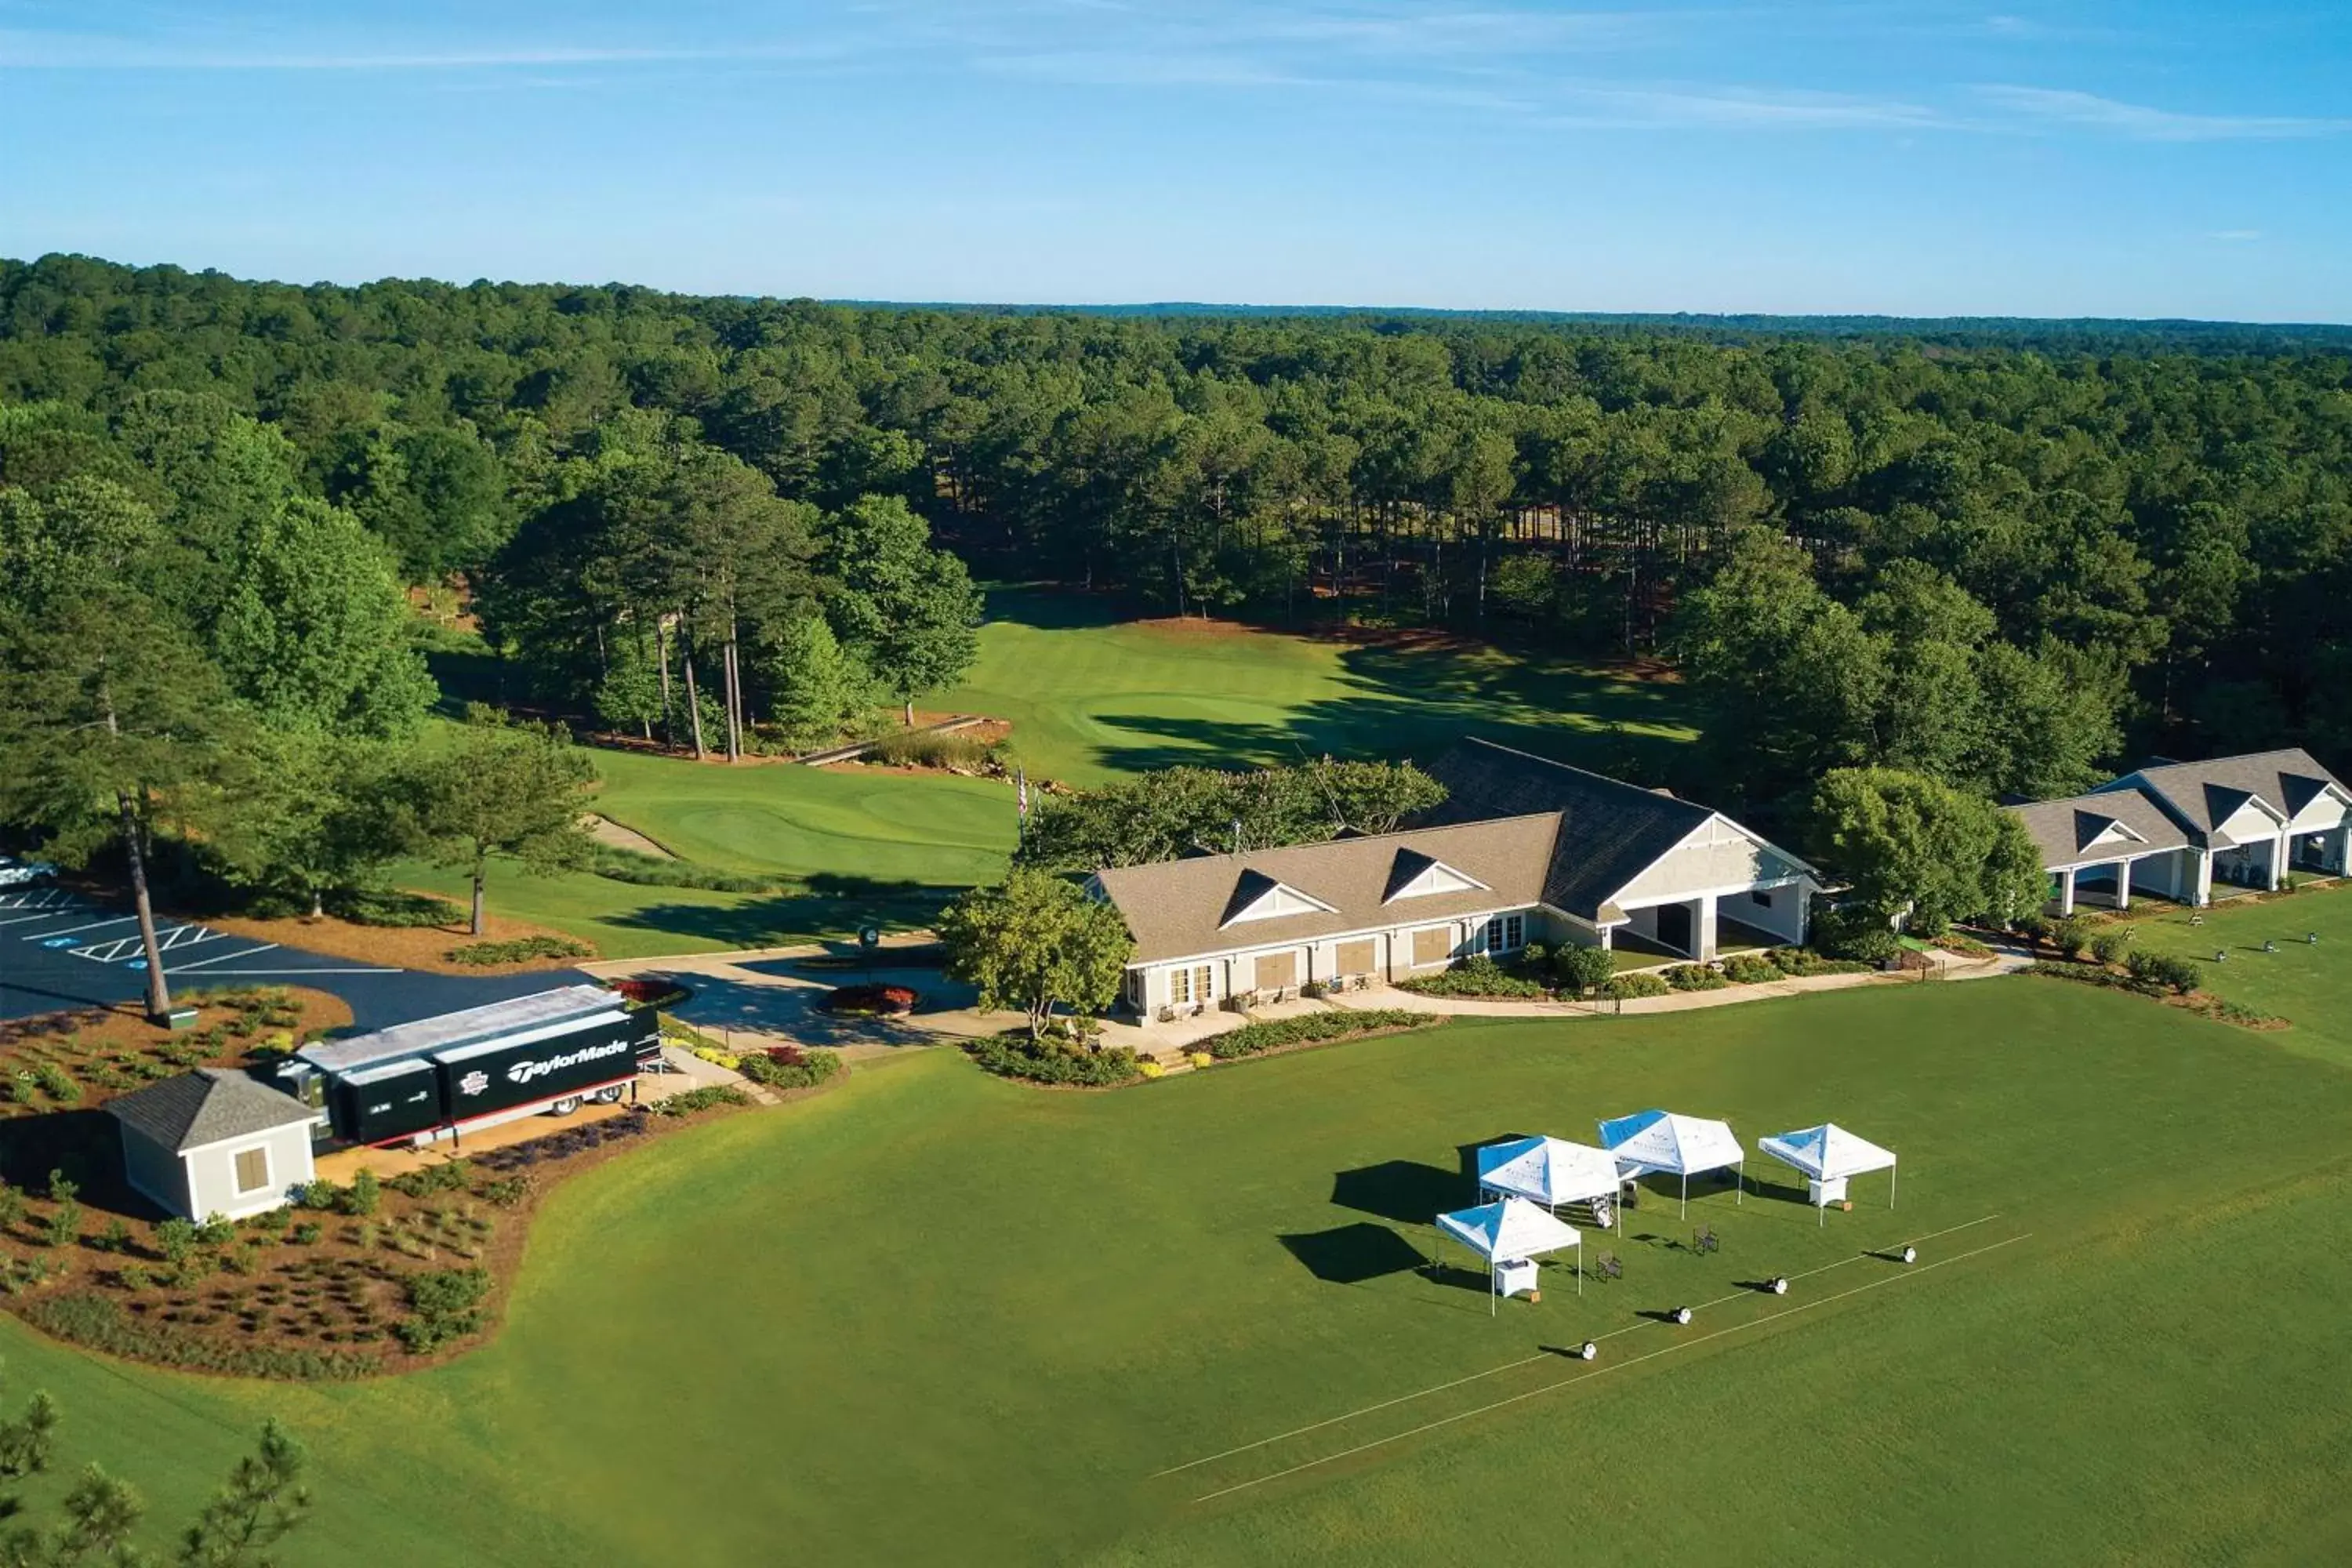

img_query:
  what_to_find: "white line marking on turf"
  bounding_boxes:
[1156,1212,2006,1479]
[1191,1232,2032,1504]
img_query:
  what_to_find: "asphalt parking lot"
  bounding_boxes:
[0,885,590,1031]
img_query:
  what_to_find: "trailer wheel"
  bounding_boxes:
[550,1096,582,1116]
[592,1084,625,1105]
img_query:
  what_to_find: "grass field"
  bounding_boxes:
[12,938,2352,1563]
[938,589,1693,786]
[411,590,1695,956]
[2117,884,2352,1067]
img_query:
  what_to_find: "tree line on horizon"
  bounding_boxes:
[1,252,2347,807]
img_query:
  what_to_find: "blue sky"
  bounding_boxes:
[2,2,2347,318]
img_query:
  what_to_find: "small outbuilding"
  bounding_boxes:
[106,1068,322,1221]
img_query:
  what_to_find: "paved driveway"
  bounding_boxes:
[0,885,589,1031]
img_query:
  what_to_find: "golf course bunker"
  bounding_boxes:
[582,813,677,858]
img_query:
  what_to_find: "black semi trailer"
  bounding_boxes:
[282,985,662,1149]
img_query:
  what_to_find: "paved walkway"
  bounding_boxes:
[582,942,997,1062]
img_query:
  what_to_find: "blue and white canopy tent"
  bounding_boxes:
[1759,1123,1897,1225]
[1434,1197,1584,1314]
[1475,1135,1625,1228]
[1597,1109,1745,1218]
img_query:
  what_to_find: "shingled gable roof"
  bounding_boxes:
[106,1068,317,1155]
[1421,738,1740,921]
[1093,815,1560,964]
[2004,789,2189,868]
[2096,748,2349,843]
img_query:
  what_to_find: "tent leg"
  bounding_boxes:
[1889,1163,1896,1209]
[1680,1173,1687,1219]
[1736,1159,1743,1206]
[1577,1238,1584,1297]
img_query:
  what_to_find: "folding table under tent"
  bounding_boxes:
[1596,1109,1746,1218]
[1759,1123,1897,1225]
[1434,1196,1585,1314]
[1475,1136,1626,1229]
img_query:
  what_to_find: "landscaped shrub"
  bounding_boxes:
[31,1062,80,1105]
[608,977,689,1009]
[2047,916,2097,960]
[2213,999,2285,1029]
[1208,1009,1442,1061]
[735,1045,841,1091]
[1664,964,1730,992]
[1766,948,1875,978]
[396,1265,491,1353]
[648,1085,753,1117]
[386,1161,470,1200]
[964,1036,1143,1087]
[328,888,463,928]
[2088,931,2133,966]
[1719,952,1781,985]
[862,728,999,771]
[2125,950,2201,996]
[1811,905,1901,964]
[1602,971,1673,1000]
[29,1293,381,1378]
[1551,945,1617,997]
[444,935,594,966]
[576,841,782,894]
[1398,956,1547,1000]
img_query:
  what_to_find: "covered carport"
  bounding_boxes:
[2005,795,2194,916]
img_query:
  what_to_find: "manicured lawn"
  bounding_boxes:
[938,588,1695,786]
[14,975,2352,1563]
[427,590,1696,956]
[2116,881,2352,1065]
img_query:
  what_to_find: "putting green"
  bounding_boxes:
[14,967,2352,1563]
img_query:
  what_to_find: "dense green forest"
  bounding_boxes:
[3,252,2349,811]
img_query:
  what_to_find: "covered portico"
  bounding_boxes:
[2011,796,2196,916]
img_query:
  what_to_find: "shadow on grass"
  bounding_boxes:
[1330,1160,1467,1225]
[1279,1223,1427,1286]
[602,874,971,951]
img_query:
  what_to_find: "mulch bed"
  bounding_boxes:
[822,984,919,1017]
[198,898,595,976]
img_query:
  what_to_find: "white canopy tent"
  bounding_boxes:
[1597,1109,1745,1218]
[1434,1197,1584,1314]
[1759,1123,1897,1225]
[1475,1136,1625,1228]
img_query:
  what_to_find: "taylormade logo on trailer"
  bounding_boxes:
[500,1038,632,1091]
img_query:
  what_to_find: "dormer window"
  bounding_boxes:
[1384,848,1492,903]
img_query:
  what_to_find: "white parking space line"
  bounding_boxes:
[163,942,279,974]
[22,913,140,941]
[0,906,91,929]
[0,888,78,912]
[74,924,230,964]
[170,966,401,976]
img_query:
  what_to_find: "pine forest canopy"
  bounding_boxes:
[2,252,2350,805]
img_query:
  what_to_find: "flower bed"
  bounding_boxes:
[608,976,690,1009]
[822,983,920,1017]
[965,1035,1142,1087]
[1396,956,1549,1000]
[735,1045,842,1091]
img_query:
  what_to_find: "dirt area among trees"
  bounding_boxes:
[199,896,597,975]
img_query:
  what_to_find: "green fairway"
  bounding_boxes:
[396,744,1020,957]
[940,589,1693,786]
[432,590,1694,956]
[13,971,2352,1563]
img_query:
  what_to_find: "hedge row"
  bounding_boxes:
[965,1036,1144,1087]
[1210,1009,1443,1061]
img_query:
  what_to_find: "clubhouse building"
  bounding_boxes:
[1092,739,1819,1019]
[2005,748,2351,915]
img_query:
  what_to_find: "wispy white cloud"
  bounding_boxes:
[2209,229,2264,241]
[1543,83,1951,132]
[1976,85,2350,141]
[0,29,847,71]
